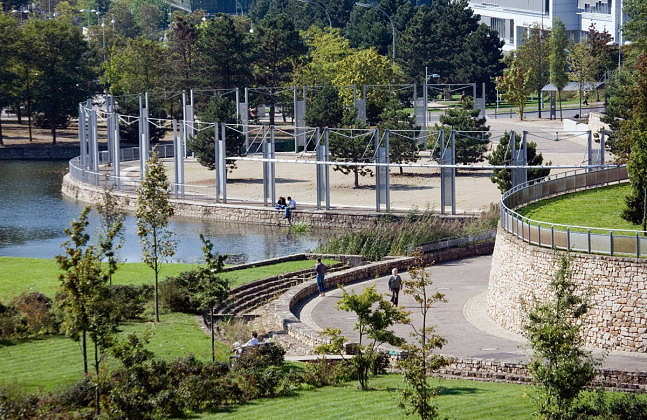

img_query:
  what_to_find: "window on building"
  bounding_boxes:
[578,0,612,14]
[491,17,506,39]
[510,19,514,44]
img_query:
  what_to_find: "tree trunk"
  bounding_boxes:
[94,340,100,415]
[211,307,215,363]
[51,126,57,145]
[82,330,88,374]
[354,169,359,188]
[558,90,563,121]
[16,103,22,124]
[537,89,542,119]
[27,100,33,142]
[399,166,403,175]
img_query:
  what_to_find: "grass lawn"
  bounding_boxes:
[0,312,227,393]
[0,257,337,301]
[198,375,535,420]
[517,183,641,233]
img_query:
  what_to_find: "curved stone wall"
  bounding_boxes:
[488,227,647,353]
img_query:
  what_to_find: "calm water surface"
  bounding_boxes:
[0,160,327,263]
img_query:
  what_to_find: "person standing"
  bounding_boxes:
[314,258,328,297]
[388,268,402,306]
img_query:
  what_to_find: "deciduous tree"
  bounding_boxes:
[516,26,550,118]
[136,152,176,323]
[0,13,19,146]
[549,18,569,121]
[497,59,533,120]
[317,286,409,390]
[523,256,599,419]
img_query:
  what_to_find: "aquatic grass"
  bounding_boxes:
[318,206,498,260]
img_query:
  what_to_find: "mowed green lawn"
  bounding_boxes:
[518,183,641,232]
[0,312,228,392]
[0,257,337,391]
[198,375,535,420]
[0,257,336,301]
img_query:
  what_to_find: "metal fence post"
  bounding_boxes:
[567,228,571,251]
[587,229,591,253]
[610,232,614,256]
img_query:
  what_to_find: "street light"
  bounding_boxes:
[297,0,332,28]
[356,2,396,61]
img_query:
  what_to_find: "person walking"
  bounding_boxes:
[388,268,402,306]
[314,258,328,297]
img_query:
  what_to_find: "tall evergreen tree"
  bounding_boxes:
[305,84,344,128]
[253,13,307,124]
[196,14,254,89]
[0,13,19,146]
[549,18,569,121]
[378,97,419,174]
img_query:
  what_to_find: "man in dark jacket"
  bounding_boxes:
[388,268,402,306]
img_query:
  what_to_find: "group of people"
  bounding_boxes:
[312,259,403,306]
[275,196,297,222]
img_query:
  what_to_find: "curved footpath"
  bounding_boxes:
[299,255,647,372]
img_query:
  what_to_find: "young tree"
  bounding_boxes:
[549,19,569,121]
[317,285,409,390]
[253,13,307,125]
[194,234,229,362]
[585,24,614,93]
[435,97,489,164]
[523,256,599,419]
[196,14,254,89]
[20,18,98,143]
[516,26,550,118]
[497,59,533,120]
[304,84,345,128]
[378,97,419,174]
[567,42,599,117]
[136,152,176,323]
[487,131,550,193]
[399,260,449,420]
[329,126,375,189]
[96,187,125,286]
[623,131,647,230]
[188,95,245,171]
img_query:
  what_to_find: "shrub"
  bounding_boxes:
[574,391,647,420]
[160,267,227,314]
[109,284,153,321]
[10,292,57,337]
[301,359,355,387]
[0,386,39,419]
[234,343,286,371]
[0,303,20,341]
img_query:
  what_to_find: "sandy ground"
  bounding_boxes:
[114,117,596,214]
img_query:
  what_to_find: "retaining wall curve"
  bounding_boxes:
[488,227,647,353]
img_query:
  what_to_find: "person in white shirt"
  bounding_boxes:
[243,331,261,347]
[285,196,297,223]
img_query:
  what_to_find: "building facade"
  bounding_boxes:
[468,0,625,51]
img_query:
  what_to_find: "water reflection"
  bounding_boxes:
[0,160,328,262]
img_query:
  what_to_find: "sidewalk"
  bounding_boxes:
[299,255,647,372]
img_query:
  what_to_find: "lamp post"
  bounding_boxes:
[297,0,332,28]
[356,2,396,61]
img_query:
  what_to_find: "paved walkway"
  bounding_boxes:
[299,255,647,372]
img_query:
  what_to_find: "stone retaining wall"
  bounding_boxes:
[489,226,647,353]
[62,174,428,229]
[0,145,82,160]
[437,358,647,392]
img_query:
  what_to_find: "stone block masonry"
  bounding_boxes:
[489,226,647,353]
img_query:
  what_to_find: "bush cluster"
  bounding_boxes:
[318,206,498,260]
[159,268,227,314]
[0,292,58,341]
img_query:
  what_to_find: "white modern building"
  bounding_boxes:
[468,0,625,51]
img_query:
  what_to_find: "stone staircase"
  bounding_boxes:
[208,262,347,322]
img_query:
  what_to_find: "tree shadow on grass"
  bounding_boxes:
[437,386,484,396]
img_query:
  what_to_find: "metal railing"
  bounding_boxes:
[499,166,647,257]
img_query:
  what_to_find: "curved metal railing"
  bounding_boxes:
[499,166,647,257]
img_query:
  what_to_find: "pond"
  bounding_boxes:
[0,160,328,263]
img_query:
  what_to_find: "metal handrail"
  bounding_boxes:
[498,166,647,257]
